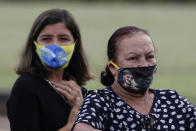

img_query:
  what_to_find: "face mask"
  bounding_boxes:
[110,61,157,95]
[34,41,75,69]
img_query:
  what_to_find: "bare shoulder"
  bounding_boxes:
[73,123,101,131]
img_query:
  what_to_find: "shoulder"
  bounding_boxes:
[82,87,112,107]
[74,87,112,130]
[154,89,195,108]
[11,73,47,94]
[7,73,45,109]
[85,87,112,100]
[154,89,186,101]
[15,73,44,86]
[154,89,178,99]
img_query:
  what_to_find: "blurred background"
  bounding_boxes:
[0,0,196,130]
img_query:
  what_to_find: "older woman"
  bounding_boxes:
[73,26,196,131]
[7,8,93,131]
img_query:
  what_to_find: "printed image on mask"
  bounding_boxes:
[34,41,75,69]
[110,61,157,95]
[121,70,138,90]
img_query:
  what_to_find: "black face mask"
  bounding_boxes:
[110,61,157,94]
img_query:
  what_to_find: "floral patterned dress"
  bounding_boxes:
[73,86,196,131]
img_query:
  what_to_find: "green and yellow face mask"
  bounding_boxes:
[34,41,75,69]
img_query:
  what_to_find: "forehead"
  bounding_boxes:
[40,22,70,35]
[117,33,154,55]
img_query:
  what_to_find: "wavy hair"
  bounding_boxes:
[16,8,93,86]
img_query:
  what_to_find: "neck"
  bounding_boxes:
[112,81,150,103]
[47,69,64,83]
[112,81,154,115]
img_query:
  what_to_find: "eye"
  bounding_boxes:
[60,37,67,40]
[59,37,69,42]
[41,37,51,42]
[146,55,155,59]
[127,56,137,61]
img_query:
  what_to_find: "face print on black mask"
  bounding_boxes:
[110,61,157,95]
[120,70,138,90]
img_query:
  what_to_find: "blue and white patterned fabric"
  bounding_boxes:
[39,44,70,68]
[74,86,196,131]
[34,41,75,69]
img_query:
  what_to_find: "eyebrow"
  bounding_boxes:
[39,34,70,38]
[127,50,155,56]
[127,52,139,56]
[39,34,52,37]
[58,34,70,37]
[145,50,155,55]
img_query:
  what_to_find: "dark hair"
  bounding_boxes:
[101,26,151,86]
[16,8,93,86]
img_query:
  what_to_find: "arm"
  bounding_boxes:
[53,80,84,131]
[58,97,81,131]
[72,91,108,131]
[73,123,102,131]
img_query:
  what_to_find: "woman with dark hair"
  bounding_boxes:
[7,8,93,131]
[73,26,196,130]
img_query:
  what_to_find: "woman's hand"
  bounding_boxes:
[52,80,83,131]
[52,80,83,107]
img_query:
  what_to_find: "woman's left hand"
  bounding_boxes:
[52,80,83,108]
[52,80,83,131]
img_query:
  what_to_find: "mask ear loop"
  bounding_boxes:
[109,60,120,69]
[109,60,120,80]
[154,65,157,73]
